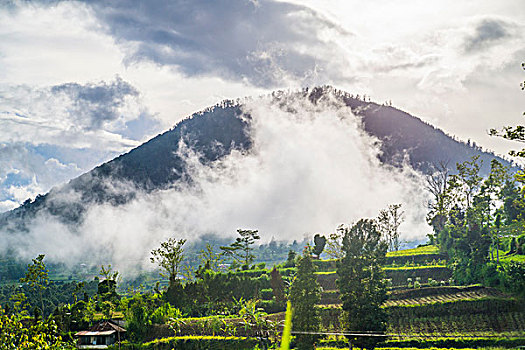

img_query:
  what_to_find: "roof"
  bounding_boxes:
[74,320,126,337]
[75,330,115,336]
[91,320,126,333]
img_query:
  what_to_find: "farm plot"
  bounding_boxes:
[384,286,508,307]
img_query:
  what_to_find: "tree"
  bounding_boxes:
[289,248,321,350]
[337,219,388,350]
[284,250,297,267]
[449,155,483,210]
[220,229,260,267]
[0,305,74,350]
[312,234,327,259]
[97,265,120,319]
[270,266,286,304]
[324,225,345,259]
[377,204,404,251]
[425,161,451,235]
[150,238,187,286]
[198,243,223,272]
[192,244,224,280]
[20,254,49,319]
[490,62,525,156]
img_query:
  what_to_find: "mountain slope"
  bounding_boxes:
[0,87,513,230]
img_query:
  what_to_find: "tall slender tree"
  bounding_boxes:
[220,229,260,267]
[337,219,388,350]
[377,204,404,251]
[20,254,49,319]
[150,238,187,286]
[289,247,321,350]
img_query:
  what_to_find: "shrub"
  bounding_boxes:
[259,289,274,301]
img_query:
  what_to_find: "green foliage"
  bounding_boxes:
[150,302,184,325]
[196,243,224,274]
[325,227,344,259]
[290,249,321,350]
[503,261,525,297]
[20,254,49,319]
[220,229,260,267]
[269,267,286,304]
[256,299,286,314]
[0,280,98,319]
[121,291,165,342]
[426,156,523,288]
[377,203,405,252]
[337,219,388,350]
[259,288,274,301]
[284,250,296,268]
[0,305,75,349]
[151,238,186,286]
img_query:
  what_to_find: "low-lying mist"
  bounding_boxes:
[2,94,431,275]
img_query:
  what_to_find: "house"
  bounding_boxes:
[75,320,126,349]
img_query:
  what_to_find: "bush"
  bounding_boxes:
[503,261,525,297]
[260,288,274,300]
[257,299,286,314]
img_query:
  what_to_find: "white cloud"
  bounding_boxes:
[0,77,159,151]
[1,94,431,273]
[0,143,85,209]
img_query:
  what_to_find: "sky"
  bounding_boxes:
[0,0,524,213]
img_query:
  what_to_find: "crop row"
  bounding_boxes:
[384,287,507,307]
[387,298,522,319]
[389,311,525,336]
[387,285,495,301]
[318,298,523,332]
[319,336,525,350]
[315,267,453,290]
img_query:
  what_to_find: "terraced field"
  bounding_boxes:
[384,286,508,307]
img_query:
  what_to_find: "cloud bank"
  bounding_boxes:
[0,77,161,210]
[83,0,352,88]
[1,94,430,274]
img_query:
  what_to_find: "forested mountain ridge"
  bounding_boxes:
[0,86,514,229]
